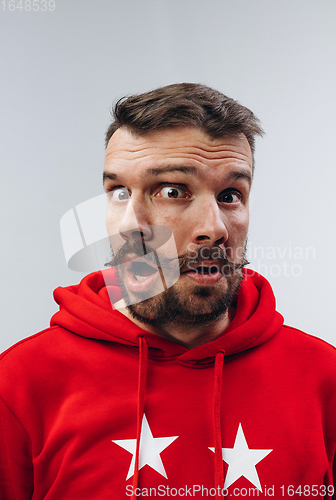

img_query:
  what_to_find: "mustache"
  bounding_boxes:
[105,239,177,269]
[106,241,249,274]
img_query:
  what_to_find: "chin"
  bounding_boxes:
[125,273,243,328]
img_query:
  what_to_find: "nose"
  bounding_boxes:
[191,198,228,246]
[118,200,153,243]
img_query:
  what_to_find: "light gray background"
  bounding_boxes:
[1,0,335,352]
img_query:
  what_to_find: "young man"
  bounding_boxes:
[1,84,336,499]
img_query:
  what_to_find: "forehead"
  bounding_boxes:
[104,126,252,174]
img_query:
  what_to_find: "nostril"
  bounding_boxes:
[196,235,210,241]
[119,228,145,240]
[132,230,145,238]
[119,225,153,243]
[215,237,225,246]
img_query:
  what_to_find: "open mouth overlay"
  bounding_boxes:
[59,193,180,309]
[132,261,158,281]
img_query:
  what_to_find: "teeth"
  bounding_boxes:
[134,275,148,282]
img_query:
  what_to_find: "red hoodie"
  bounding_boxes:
[0,269,336,499]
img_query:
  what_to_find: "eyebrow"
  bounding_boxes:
[103,172,118,184]
[229,170,252,185]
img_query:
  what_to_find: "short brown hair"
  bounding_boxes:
[105,83,263,167]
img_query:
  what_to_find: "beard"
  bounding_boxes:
[108,240,248,329]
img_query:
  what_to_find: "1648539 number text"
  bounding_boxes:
[1,0,55,11]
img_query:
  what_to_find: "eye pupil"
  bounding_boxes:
[118,190,128,200]
[218,191,240,203]
[167,188,179,198]
[110,188,129,201]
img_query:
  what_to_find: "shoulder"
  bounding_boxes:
[279,324,336,356]
[0,326,86,388]
[0,326,58,364]
[272,324,336,381]
[0,326,73,364]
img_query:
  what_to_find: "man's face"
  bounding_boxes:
[103,126,252,328]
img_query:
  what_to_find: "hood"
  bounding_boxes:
[51,269,284,364]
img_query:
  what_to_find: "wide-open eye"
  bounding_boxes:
[156,186,188,199]
[217,189,241,204]
[110,187,130,201]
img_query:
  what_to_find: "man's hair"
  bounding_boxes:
[105,83,263,168]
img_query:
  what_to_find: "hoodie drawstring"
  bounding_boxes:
[131,340,225,498]
[132,335,148,500]
[214,350,225,500]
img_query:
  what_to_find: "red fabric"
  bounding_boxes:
[0,270,336,499]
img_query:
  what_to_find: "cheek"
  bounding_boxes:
[106,213,123,238]
[156,213,189,252]
[237,213,249,236]
[154,208,180,230]
[225,212,249,259]
[231,207,249,233]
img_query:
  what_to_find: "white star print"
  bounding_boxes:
[209,423,272,492]
[112,414,178,480]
